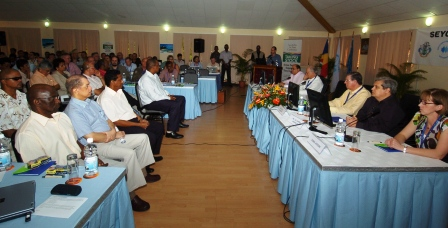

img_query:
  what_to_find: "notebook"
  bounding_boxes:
[0,180,36,222]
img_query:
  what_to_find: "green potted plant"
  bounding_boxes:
[376,62,427,99]
[232,49,253,87]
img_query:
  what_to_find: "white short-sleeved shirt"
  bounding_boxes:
[137,70,170,106]
[97,86,136,122]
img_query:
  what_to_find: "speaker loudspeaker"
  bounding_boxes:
[0,31,6,46]
[194,38,204,53]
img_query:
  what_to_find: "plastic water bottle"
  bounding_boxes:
[180,76,184,83]
[334,119,345,146]
[171,75,175,85]
[298,96,305,114]
[84,138,98,177]
[0,134,11,171]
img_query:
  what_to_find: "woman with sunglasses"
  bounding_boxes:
[385,88,448,162]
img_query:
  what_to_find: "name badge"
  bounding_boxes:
[277,105,287,116]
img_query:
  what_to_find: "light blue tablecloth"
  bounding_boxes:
[163,84,202,120]
[245,93,448,227]
[0,165,134,227]
[198,76,217,103]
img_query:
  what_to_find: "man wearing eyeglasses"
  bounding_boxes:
[346,77,405,136]
[30,60,60,91]
[0,69,30,161]
[329,72,371,115]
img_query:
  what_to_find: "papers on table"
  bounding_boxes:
[34,195,87,218]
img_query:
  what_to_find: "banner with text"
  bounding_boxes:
[412,26,448,66]
[282,40,302,81]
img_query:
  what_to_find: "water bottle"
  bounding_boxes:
[0,134,11,171]
[298,96,305,114]
[334,119,345,147]
[180,76,184,83]
[84,138,98,177]
[171,75,175,85]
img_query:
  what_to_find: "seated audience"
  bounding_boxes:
[282,64,304,85]
[62,53,81,76]
[51,58,70,96]
[138,59,189,139]
[162,55,180,72]
[92,52,100,69]
[124,57,137,74]
[97,70,164,162]
[385,88,448,163]
[131,53,142,67]
[174,53,185,66]
[347,77,405,136]
[117,52,125,65]
[110,56,129,81]
[82,62,105,99]
[0,69,30,161]
[16,59,31,91]
[0,57,11,71]
[329,72,371,115]
[159,61,179,82]
[64,75,160,211]
[132,58,148,82]
[30,60,61,91]
[189,55,203,68]
[207,57,222,91]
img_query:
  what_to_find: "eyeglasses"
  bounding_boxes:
[344,79,353,82]
[37,96,60,101]
[419,99,436,105]
[3,77,22,81]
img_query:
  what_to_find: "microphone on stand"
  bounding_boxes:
[344,108,380,142]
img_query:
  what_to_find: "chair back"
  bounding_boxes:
[179,65,189,73]
[332,80,346,99]
[199,69,209,76]
[186,69,196,74]
[134,82,143,110]
[318,75,329,96]
[184,73,198,84]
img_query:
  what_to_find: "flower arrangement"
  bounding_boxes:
[248,83,287,109]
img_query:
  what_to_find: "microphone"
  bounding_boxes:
[344,108,380,142]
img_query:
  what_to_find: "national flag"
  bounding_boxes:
[320,39,329,77]
[331,37,341,92]
[346,37,354,74]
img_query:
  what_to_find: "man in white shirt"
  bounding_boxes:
[329,72,371,115]
[220,44,233,86]
[82,62,105,99]
[207,57,222,91]
[138,59,188,139]
[174,53,185,66]
[282,64,304,86]
[300,67,324,96]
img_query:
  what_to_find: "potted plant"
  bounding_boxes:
[376,62,427,99]
[232,49,253,87]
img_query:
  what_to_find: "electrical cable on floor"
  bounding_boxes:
[201,104,224,113]
[162,142,256,146]
[283,196,294,224]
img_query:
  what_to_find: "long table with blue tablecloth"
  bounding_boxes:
[0,165,134,227]
[244,84,448,227]
[197,76,217,103]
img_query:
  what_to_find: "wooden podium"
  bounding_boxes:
[252,65,282,84]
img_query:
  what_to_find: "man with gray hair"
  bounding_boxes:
[29,60,60,91]
[346,77,405,136]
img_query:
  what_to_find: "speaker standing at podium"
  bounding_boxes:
[220,44,233,86]
[266,46,282,67]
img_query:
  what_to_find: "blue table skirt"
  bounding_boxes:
[164,85,202,120]
[198,77,217,103]
[245,108,448,227]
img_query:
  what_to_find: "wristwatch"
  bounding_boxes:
[403,145,407,153]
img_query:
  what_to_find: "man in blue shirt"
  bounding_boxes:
[266,46,282,67]
[64,75,159,212]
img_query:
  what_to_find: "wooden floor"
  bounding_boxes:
[134,86,294,228]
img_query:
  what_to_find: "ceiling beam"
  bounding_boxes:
[297,0,336,33]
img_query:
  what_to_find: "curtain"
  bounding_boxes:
[173,33,217,66]
[0,28,41,54]
[53,29,99,55]
[364,30,414,85]
[114,31,159,58]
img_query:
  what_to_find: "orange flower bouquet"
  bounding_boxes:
[248,83,287,109]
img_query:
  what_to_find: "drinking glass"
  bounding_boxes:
[350,131,361,152]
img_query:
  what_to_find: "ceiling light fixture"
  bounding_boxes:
[362,26,368,34]
[220,26,226,33]
[163,24,170,31]
[425,17,433,27]
[103,23,108,29]
[44,20,50,28]
[276,28,283,35]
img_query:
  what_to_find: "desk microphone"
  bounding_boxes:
[344,108,380,142]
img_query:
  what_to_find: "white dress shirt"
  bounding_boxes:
[138,70,170,106]
[299,76,324,98]
[83,74,103,98]
[283,71,305,85]
[97,86,136,122]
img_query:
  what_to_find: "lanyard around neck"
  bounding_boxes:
[305,77,316,89]
[344,86,363,105]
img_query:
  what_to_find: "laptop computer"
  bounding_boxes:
[0,180,36,223]
[207,67,218,73]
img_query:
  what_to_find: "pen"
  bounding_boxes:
[367,141,382,144]
[42,174,65,178]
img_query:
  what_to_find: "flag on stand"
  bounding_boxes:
[320,39,329,78]
[331,37,341,92]
[346,37,354,74]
